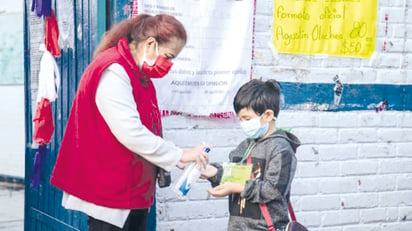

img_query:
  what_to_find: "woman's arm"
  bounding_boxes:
[95,63,208,171]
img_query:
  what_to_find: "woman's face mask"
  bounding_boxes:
[140,42,173,78]
[240,115,269,139]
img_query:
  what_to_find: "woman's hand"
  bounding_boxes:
[181,144,211,170]
[207,183,245,198]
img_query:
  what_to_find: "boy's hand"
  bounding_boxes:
[200,164,218,179]
[207,183,245,197]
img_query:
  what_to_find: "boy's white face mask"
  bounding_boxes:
[240,115,269,139]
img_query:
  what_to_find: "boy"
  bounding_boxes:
[202,79,301,231]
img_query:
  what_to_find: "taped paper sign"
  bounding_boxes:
[272,0,378,58]
[137,0,255,117]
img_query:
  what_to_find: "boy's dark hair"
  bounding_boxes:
[233,79,281,117]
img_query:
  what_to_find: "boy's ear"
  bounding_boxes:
[263,109,275,122]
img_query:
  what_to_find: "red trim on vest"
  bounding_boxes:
[50,38,161,209]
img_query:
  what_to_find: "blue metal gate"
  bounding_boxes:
[23,0,143,230]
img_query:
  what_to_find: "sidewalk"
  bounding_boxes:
[0,181,24,231]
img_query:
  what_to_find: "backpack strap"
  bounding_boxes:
[288,200,297,222]
[259,203,275,231]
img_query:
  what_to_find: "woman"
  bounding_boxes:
[50,14,209,231]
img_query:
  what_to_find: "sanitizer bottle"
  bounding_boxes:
[173,147,210,197]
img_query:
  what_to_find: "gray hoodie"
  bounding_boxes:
[210,130,301,231]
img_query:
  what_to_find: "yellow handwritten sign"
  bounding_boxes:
[272,0,378,58]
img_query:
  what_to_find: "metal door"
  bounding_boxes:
[24,0,105,230]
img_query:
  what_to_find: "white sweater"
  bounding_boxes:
[62,63,183,228]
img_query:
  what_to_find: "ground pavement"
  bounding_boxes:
[0,182,24,231]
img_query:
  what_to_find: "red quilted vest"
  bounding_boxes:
[50,38,162,209]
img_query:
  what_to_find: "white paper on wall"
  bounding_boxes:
[137,0,256,117]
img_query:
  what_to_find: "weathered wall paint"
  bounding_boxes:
[0,10,24,84]
[0,2,25,178]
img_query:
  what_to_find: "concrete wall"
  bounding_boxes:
[0,86,25,178]
[155,0,412,231]
[158,111,412,231]
[0,1,24,84]
[0,2,25,178]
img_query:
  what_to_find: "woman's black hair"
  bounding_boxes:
[233,79,281,117]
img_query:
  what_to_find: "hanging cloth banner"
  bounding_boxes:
[45,10,61,57]
[272,0,378,58]
[30,144,49,189]
[131,0,138,17]
[137,0,256,118]
[31,0,52,17]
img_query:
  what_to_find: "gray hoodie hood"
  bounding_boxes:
[259,129,301,153]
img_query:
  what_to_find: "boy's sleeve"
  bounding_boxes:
[207,163,223,187]
[209,142,245,187]
[241,139,295,204]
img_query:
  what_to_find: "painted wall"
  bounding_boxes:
[0,1,25,178]
[0,86,25,178]
[155,1,412,231]
[0,1,24,84]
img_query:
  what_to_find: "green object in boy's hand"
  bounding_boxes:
[220,163,253,184]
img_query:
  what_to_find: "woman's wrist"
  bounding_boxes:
[180,149,193,162]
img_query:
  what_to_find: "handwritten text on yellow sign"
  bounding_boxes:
[272,0,378,58]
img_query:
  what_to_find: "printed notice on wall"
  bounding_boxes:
[272,0,378,58]
[137,0,255,118]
